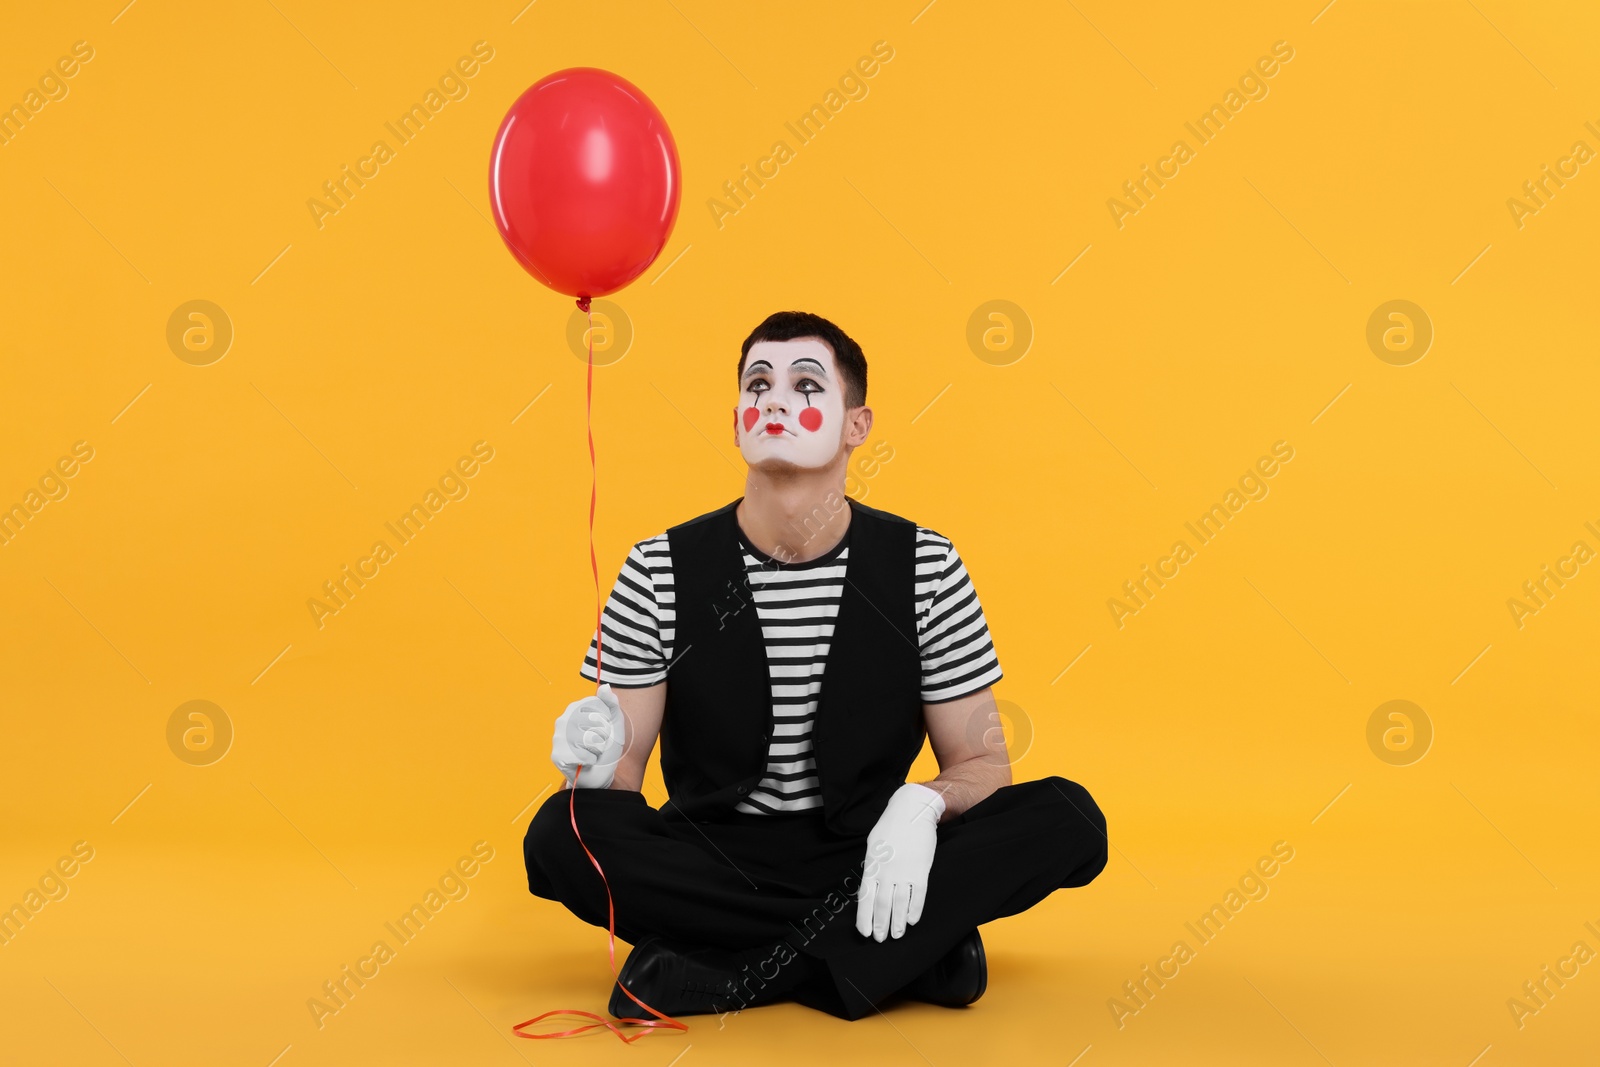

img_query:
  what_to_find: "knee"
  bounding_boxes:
[1041,776,1108,884]
[523,789,584,897]
[523,803,559,898]
[523,787,641,898]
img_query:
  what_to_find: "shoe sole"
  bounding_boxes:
[968,930,987,1003]
[609,936,747,1018]
[609,936,663,1018]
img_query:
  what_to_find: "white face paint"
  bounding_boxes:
[735,338,846,471]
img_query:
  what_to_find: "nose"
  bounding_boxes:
[763,394,788,415]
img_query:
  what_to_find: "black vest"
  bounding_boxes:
[658,495,925,837]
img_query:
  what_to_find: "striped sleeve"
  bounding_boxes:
[915,529,1003,702]
[579,534,673,687]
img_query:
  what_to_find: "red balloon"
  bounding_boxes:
[489,67,681,304]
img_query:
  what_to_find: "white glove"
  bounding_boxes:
[550,684,626,789]
[856,782,946,941]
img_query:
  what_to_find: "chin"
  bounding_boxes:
[750,457,805,473]
[744,453,826,475]
[740,437,846,474]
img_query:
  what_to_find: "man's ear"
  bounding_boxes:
[849,405,873,446]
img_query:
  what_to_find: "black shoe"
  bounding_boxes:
[901,928,987,1007]
[608,935,756,1019]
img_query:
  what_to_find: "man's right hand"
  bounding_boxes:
[551,684,627,789]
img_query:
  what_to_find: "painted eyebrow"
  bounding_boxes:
[742,357,830,381]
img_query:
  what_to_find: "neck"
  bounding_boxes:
[737,466,852,564]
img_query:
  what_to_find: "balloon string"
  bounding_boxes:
[513,298,689,1044]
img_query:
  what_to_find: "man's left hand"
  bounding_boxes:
[856,782,946,941]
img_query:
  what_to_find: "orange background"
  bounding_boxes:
[2,1,1597,1063]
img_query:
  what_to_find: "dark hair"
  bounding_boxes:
[738,311,867,410]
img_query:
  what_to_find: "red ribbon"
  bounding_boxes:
[513,296,689,1044]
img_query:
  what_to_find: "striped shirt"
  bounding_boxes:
[579,521,1004,815]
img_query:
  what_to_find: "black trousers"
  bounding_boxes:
[523,775,1108,1021]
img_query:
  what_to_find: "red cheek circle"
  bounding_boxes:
[798,408,823,432]
[742,407,760,432]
